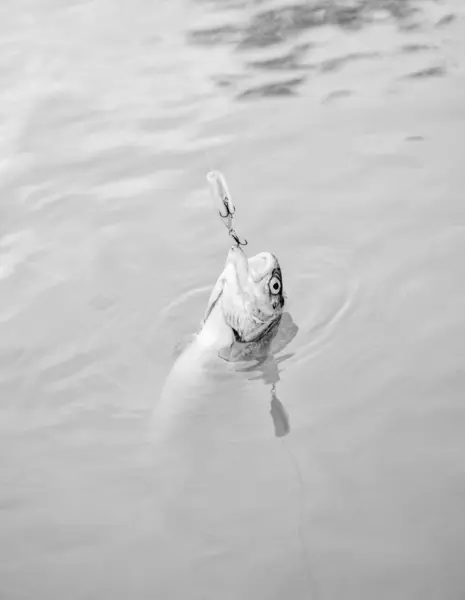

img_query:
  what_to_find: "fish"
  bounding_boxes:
[152,244,286,440]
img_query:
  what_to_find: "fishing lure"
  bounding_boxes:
[207,170,247,246]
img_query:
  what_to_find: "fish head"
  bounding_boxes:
[218,245,285,343]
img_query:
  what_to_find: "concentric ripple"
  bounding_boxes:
[283,247,359,369]
[157,246,358,371]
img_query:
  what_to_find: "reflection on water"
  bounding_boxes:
[233,311,299,436]
[187,0,447,99]
[270,386,291,437]
[189,0,423,49]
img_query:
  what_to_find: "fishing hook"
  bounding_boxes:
[229,228,248,247]
[218,196,236,219]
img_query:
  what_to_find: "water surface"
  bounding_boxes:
[1,0,465,598]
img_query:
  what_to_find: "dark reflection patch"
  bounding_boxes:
[404,65,446,79]
[187,0,430,101]
[238,76,305,100]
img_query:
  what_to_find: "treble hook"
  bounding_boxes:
[229,228,248,247]
[207,171,246,245]
[218,195,236,219]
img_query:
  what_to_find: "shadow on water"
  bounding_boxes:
[225,311,299,437]
[188,0,428,99]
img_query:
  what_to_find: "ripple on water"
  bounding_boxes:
[185,0,454,102]
[284,247,359,369]
[157,246,358,375]
[0,229,57,324]
[157,284,213,360]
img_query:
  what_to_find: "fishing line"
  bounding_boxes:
[279,434,319,600]
[270,384,319,599]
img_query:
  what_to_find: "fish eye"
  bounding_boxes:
[269,276,281,295]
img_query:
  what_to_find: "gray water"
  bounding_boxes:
[1,0,465,598]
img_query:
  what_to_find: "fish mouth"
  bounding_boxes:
[232,312,282,344]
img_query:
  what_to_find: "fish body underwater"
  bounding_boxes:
[152,245,285,441]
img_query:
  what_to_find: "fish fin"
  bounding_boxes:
[201,275,225,327]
